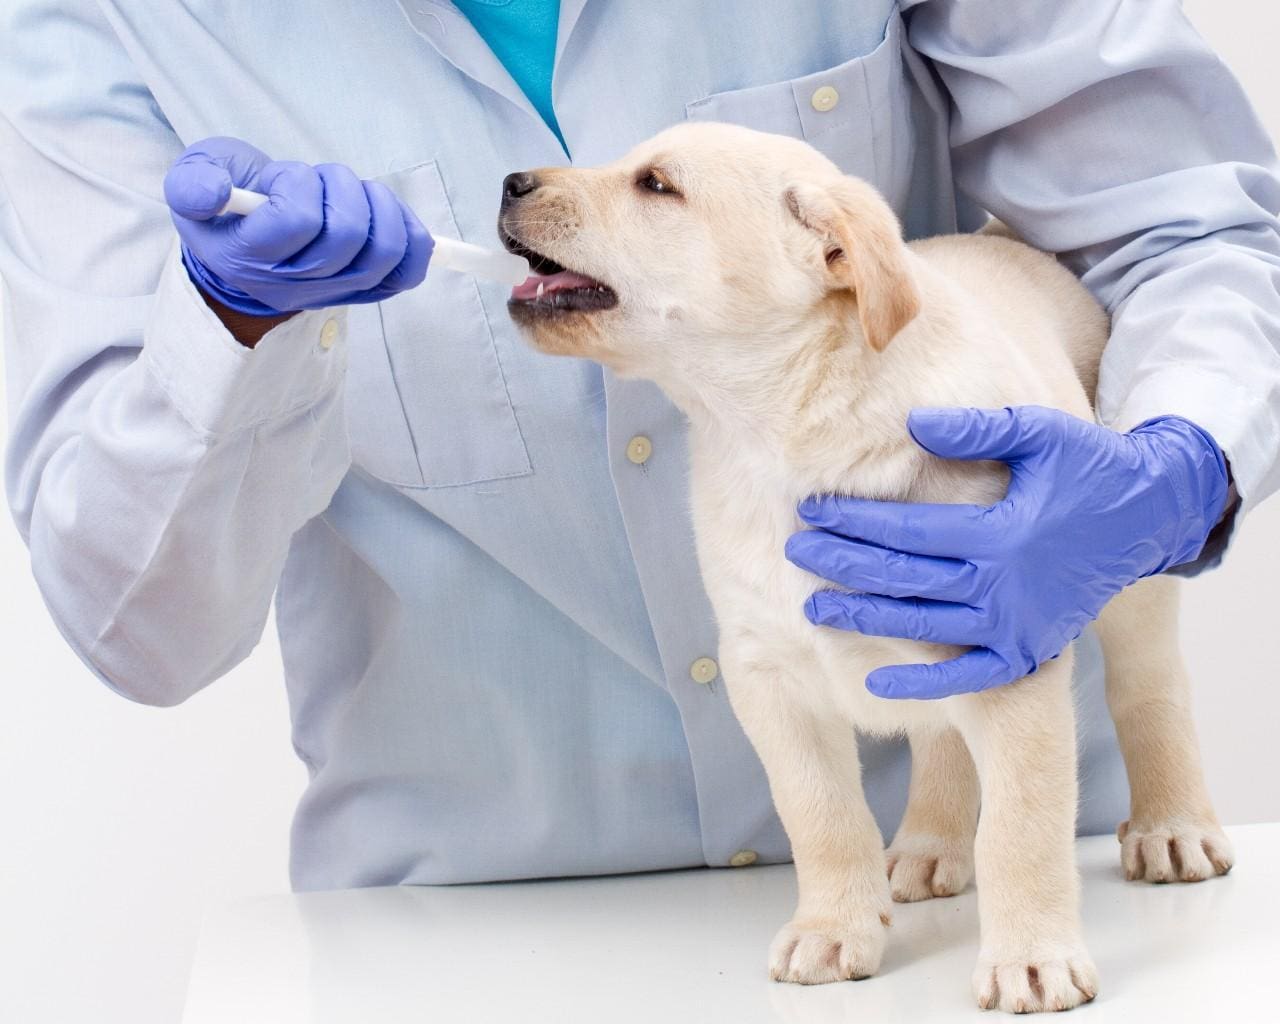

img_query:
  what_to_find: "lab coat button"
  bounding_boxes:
[690,657,719,684]
[626,435,653,465]
[729,849,758,867]
[319,318,340,350]
[810,85,839,112]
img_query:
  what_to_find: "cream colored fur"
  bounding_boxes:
[501,123,1232,1013]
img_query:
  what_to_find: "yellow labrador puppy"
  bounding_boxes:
[498,122,1231,1013]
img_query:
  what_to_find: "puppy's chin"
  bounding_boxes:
[512,310,618,362]
[523,325,592,358]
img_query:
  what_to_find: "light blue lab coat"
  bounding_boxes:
[2,1,1278,890]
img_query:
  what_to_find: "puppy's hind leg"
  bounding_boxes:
[1094,575,1233,883]
[886,726,978,902]
[721,652,891,985]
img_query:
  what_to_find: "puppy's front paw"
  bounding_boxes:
[1117,818,1234,883]
[768,913,889,985]
[885,834,973,903]
[973,948,1098,1013]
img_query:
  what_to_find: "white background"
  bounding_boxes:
[1,4,1277,1021]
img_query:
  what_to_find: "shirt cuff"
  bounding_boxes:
[141,242,348,439]
[1100,368,1278,574]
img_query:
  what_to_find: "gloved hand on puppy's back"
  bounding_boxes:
[164,136,433,316]
[785,405,1230,700]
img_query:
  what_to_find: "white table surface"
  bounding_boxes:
[182,823,1278,1023]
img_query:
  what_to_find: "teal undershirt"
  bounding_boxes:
[453,0,566,150]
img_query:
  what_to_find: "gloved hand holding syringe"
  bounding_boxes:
[164,136,529,319]
[217,185,528,285]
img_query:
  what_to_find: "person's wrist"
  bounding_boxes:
[179,243,292,319]
[1128,415,1230,571]
[196,289,297,348]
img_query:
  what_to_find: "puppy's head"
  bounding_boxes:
[499,122,919,402]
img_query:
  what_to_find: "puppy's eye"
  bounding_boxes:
[637,168,680,196]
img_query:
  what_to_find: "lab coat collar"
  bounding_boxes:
[555,0,591,68]
[395,0,592,128]
[394,1,536,119]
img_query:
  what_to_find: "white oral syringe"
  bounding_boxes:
[217,186,531,287]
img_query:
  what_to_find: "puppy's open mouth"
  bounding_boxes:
[501,228,619,316]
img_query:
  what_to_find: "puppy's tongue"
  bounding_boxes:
[511,269,599,301]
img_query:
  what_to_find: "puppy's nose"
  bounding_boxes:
[502,171,541,203]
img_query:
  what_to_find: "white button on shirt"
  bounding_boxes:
[626,435,653,465]
[810,85,839,112]
[689,657,719,685]
[319,318,340,350]
[729,849,759,867]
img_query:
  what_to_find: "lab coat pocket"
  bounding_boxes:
[344,159,532,489]
[684,10,912,211]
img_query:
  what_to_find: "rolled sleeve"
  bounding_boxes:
[906,0,1280,571]
[143,244,349,440]
[1,3,354,704]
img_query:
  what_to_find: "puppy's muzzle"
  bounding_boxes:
[498,169,618,320]
[501,171,541,212]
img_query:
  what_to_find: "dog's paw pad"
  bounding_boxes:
[768,915,887,985]
[973,951,1098,1013]
[1117,819,1234,883]
[885,835,973,903]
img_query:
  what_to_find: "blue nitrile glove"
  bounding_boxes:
[784,406,1229,700]
[164,137,432,316]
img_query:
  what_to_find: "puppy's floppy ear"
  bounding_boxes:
[784,178,921,352]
